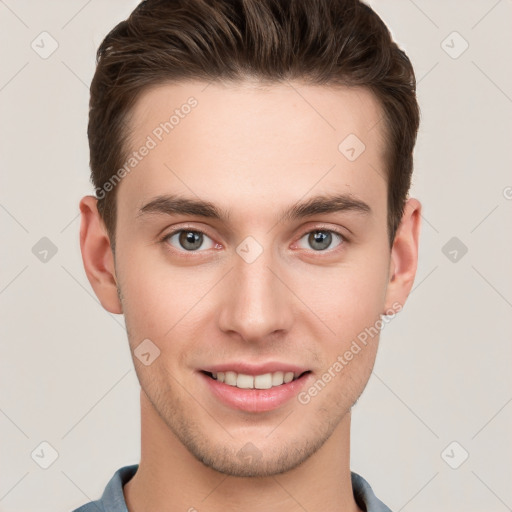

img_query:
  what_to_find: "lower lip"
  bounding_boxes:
[200,372,312,413]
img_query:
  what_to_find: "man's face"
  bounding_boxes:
[113,80,394,476]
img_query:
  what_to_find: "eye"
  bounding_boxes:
[296,229,345,252]
[164,229,216,252]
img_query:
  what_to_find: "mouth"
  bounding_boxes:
[201,370,311,389]
[199,368,313,413]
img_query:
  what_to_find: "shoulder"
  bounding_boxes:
[351,471,394,512]
[71,504,104,512]
[70,464,139,512]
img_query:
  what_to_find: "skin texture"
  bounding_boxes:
[79,80,421,512]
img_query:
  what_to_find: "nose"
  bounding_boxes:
[217,245,295,344]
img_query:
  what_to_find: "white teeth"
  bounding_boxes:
[225,371,237,386]
[209,370,303,389]
[272,371,284,386]
[236,374,254,389]
[254,373,272,389]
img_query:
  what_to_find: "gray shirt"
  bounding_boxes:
[72,464,392,511]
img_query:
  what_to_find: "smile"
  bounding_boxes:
[204,370,306,389]
[200,368,313,413]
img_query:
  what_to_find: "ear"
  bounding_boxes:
[383,197,422,314]
[79,195,122,314]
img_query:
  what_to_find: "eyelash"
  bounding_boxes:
[159,224,348,256]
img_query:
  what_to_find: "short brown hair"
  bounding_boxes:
[88,0,420,249]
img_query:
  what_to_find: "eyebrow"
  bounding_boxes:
[137,192,372,223]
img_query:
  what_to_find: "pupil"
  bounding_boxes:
[180,231,202,250]
[310,231,331,251]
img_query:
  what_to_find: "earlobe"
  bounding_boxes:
[79,195,123,314]
[383,198,422,313]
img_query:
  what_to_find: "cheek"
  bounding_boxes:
[298,256,388,343]
[116,246,177,340]
[117,245,216,359]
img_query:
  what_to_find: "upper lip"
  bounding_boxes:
[200,362,310,375]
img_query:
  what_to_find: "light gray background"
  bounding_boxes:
[1,1,511,511]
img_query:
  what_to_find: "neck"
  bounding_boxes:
[124,390,362,512]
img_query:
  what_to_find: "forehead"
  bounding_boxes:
[120,80,387,219]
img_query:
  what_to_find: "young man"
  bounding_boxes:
[74,0,421,510]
